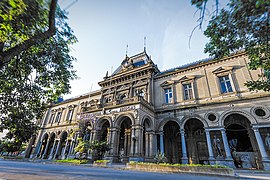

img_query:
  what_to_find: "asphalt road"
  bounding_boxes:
[1,159,270,180]
[0,159,238,180]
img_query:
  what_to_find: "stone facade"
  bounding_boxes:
[26,51,270,170]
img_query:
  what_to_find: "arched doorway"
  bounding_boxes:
[118,116,132,162]
[142,118,152,159]
[184,118,208,164]
[98,119,110,142]
[39,133,48,158]
[163,121,181,163]
[43,133,55,159]
[57,131,67,159]
[224,114,257,168]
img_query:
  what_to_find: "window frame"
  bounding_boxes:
[55,111,62,124]
[212,66,236,95]
[66,108,74,122]
[179,75,196,102]
[218,75,233,94]
[49,113,55,125]
[183,83,193,100]
[164,87,173,104]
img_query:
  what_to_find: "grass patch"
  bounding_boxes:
[95,160,110,163]
[129,162,228,169]
[2,156,24,160]
[54,159,89,164]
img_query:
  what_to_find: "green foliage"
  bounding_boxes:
[54,158,89,164]
[192,0,270,91]
[95,159,110,163]
[130,161,229,169]
[154,151,167,164]
[74,138,90,161]
[0,140,25,155]
[0,0,77,144]
[89,140,110,160]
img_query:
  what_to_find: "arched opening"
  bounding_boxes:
[163,121,181,163]
[99,120,110,142]
[184,118,207,164]
[39,133,48,158]
[57,131,67,159]
[143,118,151,158]
[45,133,55,159]
[224,114,257,168]
[118,116,132,162]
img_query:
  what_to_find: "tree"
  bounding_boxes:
[74,138,90,161]
[0,0,58,66]
[191,0,270,91]
[0,0,77,150]
[89,140,110,160]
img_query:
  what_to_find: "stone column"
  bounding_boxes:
[107,128,111,145]
[159,132,164,154]
[42,140,50,159]
[25,135,36,158]
[68,140,74,156]
[53,140,61,159]
[109,128,117,156]
[130,127,136,156]
[180,129,188,164]
[61,140,69,159]
[145,132,149,157]
[91,130,98,142]
[49,140,57,159]
[107,127,119,162]
[205,129,214,160]
[35,141,42,158]
[149,131,154,157]
[220,128,232,160]
[253,127,269,160]
[124,130,129,156]
[135,127,143,156]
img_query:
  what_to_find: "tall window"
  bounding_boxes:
[66,109,74,122]
[164,88,173,104]
[183,83,193,100]
[219,75,233,94]
[55,112,62,123]
[49,113,55,124]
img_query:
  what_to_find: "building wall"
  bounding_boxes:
[27,52,270,170]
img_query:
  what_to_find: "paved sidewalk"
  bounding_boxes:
[235,169,270,179]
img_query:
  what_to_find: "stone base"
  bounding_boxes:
[181,157,188,164]
[129,157,144,162]
[262,160,270,170]
[215,158,235,168]
[67,155,75,159]
[106,155,120,163]
[61,155,67,160]
[144,157,155,162]
[209,157,216,165]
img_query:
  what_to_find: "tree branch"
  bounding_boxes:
[0,0,58,68]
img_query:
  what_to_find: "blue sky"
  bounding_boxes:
[61,0,227,99]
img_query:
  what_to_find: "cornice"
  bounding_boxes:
[155,52,246,80]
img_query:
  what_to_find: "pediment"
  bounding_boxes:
[212,66,233,74]
[160,80,174,87]
[179,75,195,82]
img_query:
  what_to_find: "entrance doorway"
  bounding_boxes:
[184,118,208,164]
[224,114,256,168]
[118,117,132,162]
[163,121,181,163]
